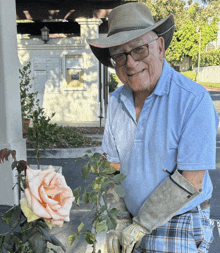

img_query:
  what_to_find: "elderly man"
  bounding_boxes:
[87,2,219,253]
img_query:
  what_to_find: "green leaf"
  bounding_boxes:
[50,248,59,253]
[68,234,79,245]
[2,205,22,229]
[28,231,48,253]
[101,179,112,189]
[112,174,126,183]
[2,233,14,252]
[103,166,116,175]
[73,186,81,196]
[86,149,92,153]
[114,184,125,198]
[84,231,96,245]
[101,160,111,168]
[38,226,51,241]
[106,216,117,230]
[108,208,120,218]
[78,222,85,233]
[82,192,90,204]
[0,235,4,248]
[90,153,102,164]
[90,192,98,202]
[50,235,66,252]
[97,221,107,233]
[17,227,35,243]
[99,205,107,213]
[82,162,91,180]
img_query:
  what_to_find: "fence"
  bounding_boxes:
[194,65,220,83]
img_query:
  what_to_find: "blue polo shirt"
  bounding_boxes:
[101,59,219,217]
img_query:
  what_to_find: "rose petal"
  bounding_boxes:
[64,216,70,222]
[24,188,32,209]
[29,170,53,202]
[62,187,74,199]
[44,171,56,187]
[50,204,62,211]
[31,196,51,219]
[26,168,40,183]
[39,185,59,206]
[57,197,74,217]
[46,204,64,220]
[45,187,62,198]
[56,174,68,189]
[51,219,64,227]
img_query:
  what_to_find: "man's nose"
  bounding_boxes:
[126,54,138,68]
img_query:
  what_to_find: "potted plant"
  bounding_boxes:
[19,62,39,133]
[26,106,60,169]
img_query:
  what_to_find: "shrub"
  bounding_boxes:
[109,73,120,92]
[181,71,197,81]
[19,62,39,119]
[193,49,220,67]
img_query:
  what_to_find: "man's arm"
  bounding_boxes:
[181,170,205,191]
[102,153,121,171]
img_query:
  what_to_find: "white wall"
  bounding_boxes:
[17,18,103,127]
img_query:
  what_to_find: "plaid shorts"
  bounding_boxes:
[133,206,215,253]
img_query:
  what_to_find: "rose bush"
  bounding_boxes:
[20,166,75,228]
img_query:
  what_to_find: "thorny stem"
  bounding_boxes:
[92,162,102,253]
[36,135,40,169]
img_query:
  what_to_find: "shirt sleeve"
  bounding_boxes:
[177,91,219,171]
[101,100,120,163]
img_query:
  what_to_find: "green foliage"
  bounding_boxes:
[19,62,39,120]
[109,73,120,92]
[26,106,60,168]
[199,82,220,88]
[181,71,197,81]
[193,49,220,67]
[0,206,65,253]
[69,151,126,253]
[143,0,220,65]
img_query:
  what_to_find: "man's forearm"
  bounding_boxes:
[181,170,205,191]
[102,153,121,171]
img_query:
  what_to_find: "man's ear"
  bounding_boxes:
[157,37,165,60]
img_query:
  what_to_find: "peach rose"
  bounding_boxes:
[20,166,75,227]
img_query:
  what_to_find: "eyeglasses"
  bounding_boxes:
[110,38,158,67]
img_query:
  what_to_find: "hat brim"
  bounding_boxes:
[87,14,174,68]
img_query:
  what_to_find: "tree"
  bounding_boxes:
[141,0,220,66]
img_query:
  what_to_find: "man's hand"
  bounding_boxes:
[121,222,146,253]
[107,229,122,253]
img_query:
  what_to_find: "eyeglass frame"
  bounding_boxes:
[110,37,159,67]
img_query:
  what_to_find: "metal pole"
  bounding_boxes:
[197,31,201,83]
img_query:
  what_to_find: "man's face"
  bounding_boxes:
[109,32,165,94]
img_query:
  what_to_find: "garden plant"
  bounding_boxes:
[19,62,39,132]
[69,150,126,253]
[0,148,72,253]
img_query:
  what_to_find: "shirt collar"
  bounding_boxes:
[152,59,172,96]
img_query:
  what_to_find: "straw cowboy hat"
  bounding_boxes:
[87,2,174,68]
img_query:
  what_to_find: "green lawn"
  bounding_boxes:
[199,82,220,89]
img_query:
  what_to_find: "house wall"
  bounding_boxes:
[17,18,104,127]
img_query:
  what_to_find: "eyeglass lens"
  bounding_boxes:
[111,45,149,67]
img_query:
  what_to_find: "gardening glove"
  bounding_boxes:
[102,186,132,253]
[121,169,201,253]
[107,219,132,253]
[121,222,147,253]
